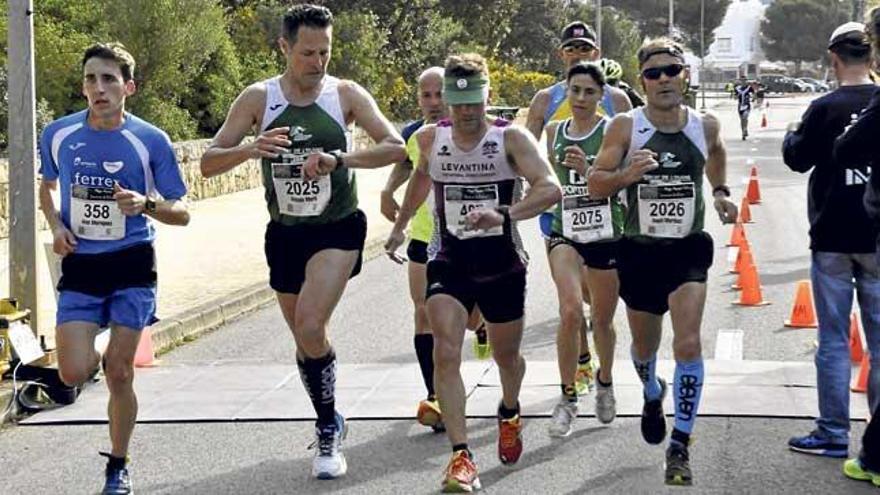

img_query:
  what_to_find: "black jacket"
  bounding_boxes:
[834,87,880,232]
[783,84,877,253]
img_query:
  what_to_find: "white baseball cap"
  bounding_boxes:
[828,21,868,48]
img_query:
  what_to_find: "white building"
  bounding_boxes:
[705,0,770,77]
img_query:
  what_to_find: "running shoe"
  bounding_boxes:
[788,431,848,458]
[442,450,481,493]
[309,412,348,479]
[548,397,578,438]
[843,458,880,487]
[473,325,491,360]
[595,377,616,424]
[664,443,692,486]
[641,377,667,445]
[99,453,132,495]
[498,410,524,465]
[417,398,445,432]
[574,359,595,396]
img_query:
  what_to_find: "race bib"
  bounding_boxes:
[444,184,502,239]
[562,194,613,243]
[273,153,331,217]
[637,182,696,238]
[70,185,126,240]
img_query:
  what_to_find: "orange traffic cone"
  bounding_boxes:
[851,313,865,363]
[732,250,756,289]
[134,327,159,368]
[739,196,753,223]
[783,280,817,327]
[728,221,747,247]
[750,166,758,178]
[730,240,753,275]
[732,263,771,306]
[852,354,870,393]
[761,112,768,128]
[746,176,762,204]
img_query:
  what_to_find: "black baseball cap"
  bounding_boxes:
[559,21,598,49]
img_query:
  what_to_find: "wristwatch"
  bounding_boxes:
[494,205,511,223]
[712,185,731,198]
[144,198,158,214]
[328,149,345,169]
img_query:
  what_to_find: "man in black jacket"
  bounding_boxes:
[783,21,880,460]
[833,7,880,488]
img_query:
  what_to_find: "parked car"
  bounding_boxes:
[759,75,809,94]
[798,77,830,92]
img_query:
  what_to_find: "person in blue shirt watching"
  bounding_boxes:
[37,42,189,495]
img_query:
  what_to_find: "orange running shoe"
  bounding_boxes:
[417,399,444,432]
[441,450,481,493]
[497,413,524,465]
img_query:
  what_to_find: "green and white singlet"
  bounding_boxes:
[260,76,356,225]
[622,107,709,239]
[550,117,624,243]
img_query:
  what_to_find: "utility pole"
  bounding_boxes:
[669,0,675,38]
[596,0,602,49]
[701,0,706,110]
[8,0,39,335]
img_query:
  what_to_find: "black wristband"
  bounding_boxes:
[495,205,511,223]
[712,185,731,197]
[329,149,345,168]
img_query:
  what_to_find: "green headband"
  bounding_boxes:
[443,75,489,105]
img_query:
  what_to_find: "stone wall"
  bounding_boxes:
[0,128,376,238]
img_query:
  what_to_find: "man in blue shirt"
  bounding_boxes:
[38,42,189,495]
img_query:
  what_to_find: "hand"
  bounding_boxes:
[248,127,291,159]
[384,228,407,264]
[380,190,399,222]
[785,121,800,133]
[52,225,77,256]
[714,196,738,224]
[623,149,659,185]
[302,152,337,180]
[113,182,146,216]
[465,207,504,231]
[561,145,588,174]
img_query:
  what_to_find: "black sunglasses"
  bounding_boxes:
[641,64,685,80]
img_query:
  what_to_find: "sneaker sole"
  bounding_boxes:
[442,477,481,493]
[788,445,848,458]
[547,426,573,438]
[417,409,443,429]
[314,457,347,480]
[665,473,693,486]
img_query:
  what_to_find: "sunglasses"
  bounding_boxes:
[641,64,685,80]
[563,44,596,55]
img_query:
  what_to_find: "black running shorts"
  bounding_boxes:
[617,232,714,315]
[425,258,526,324]
[264,209,367,294]
[547,235,619,270]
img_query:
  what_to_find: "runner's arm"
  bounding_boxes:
[608,85,633,114]
[39,179,77,255]
[393,127,435,232]
[704,112,738,223]
[341,81,406,168]
[544,121,559,166]
[526,89,550,139]
[588,114,633,198]
[506,126,562,221]
[201,85,291,178]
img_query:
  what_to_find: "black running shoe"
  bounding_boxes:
[665,443,693,486]
[640,377,667,445]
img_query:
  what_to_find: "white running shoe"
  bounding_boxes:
[547,398,578,438]
[310,413,348,479]
[596,380,617,424]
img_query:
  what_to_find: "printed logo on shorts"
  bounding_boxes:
[102,161,124,174]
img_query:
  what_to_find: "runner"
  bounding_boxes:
[589,38,738,486]
[527,20,632,396]
[200,4,405,480]
[599,58,645,108]
[385,53,561,492]
[734,77,755,140]
[38,42,190,495]
[544,62,622,438]
[380,66,449,432]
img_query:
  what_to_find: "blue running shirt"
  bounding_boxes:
[39,110,187,254]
